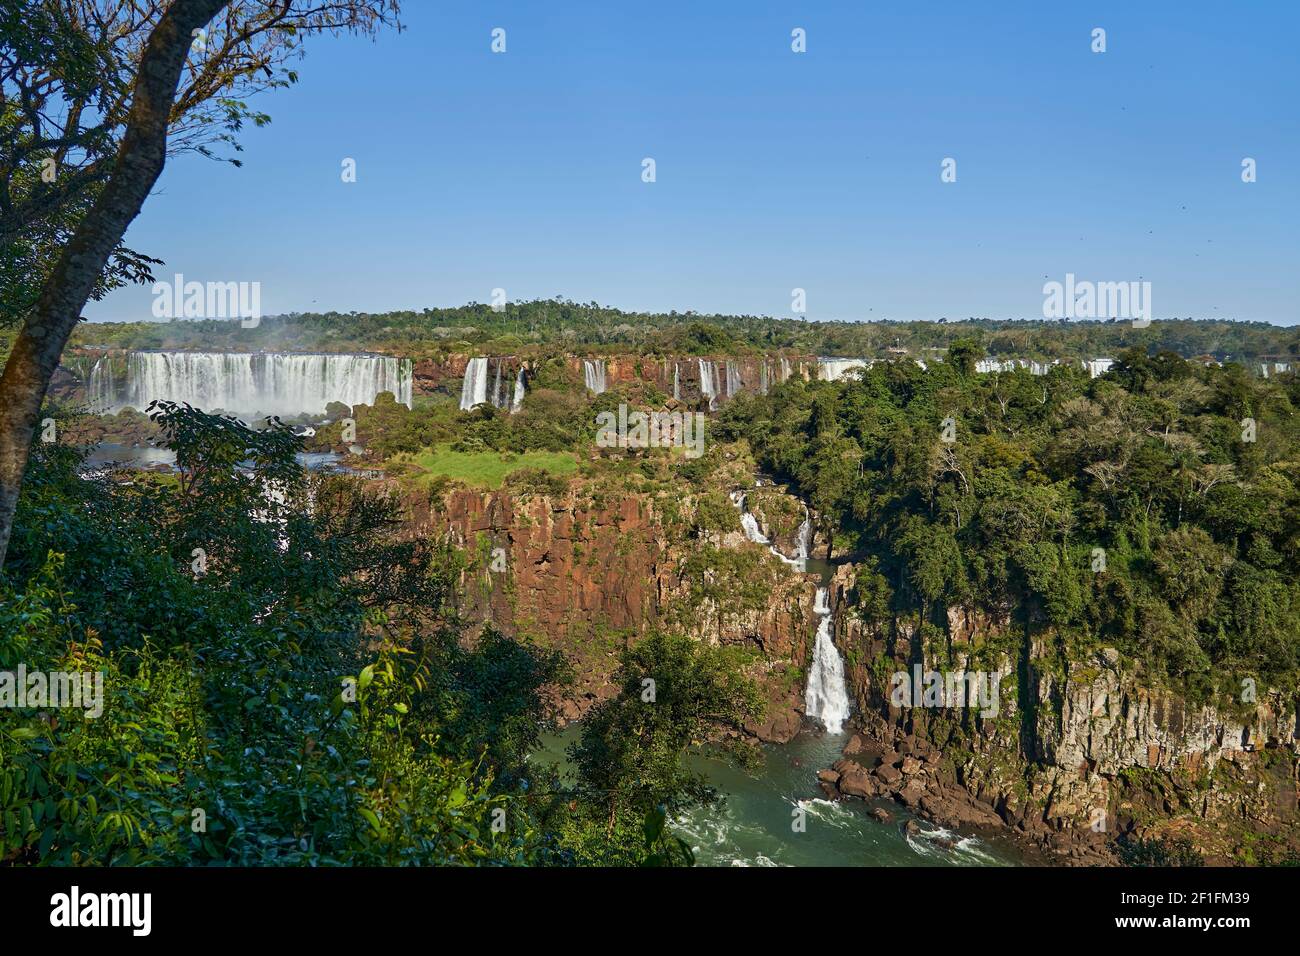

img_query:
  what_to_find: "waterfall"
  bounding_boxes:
[492,359,503,407]
[729,491,771,545]
[88,356,116,413]
[730,491,813,571]
[759,362,769,395]
[584,359,607,394]
[779,357,791,383]
[460,357,490,410]
[672,362,680,401]
[817,358,869,382]
[511,366,526,412]
[698,359,718,410]
[90,351,412,417]
[725,361,742,398]
[806,587,850,734]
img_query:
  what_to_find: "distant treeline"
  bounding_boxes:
[68,300,1300,366]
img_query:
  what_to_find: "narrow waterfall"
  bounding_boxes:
[805,587,850,734]
[698,359,718,410]
[583,359,607,394]
[511,366,526,412]
[729,491,771,545]
[672,362,680,401]
[792,509,812,569]
[779,357,791,383]
[492,359,504,407]
[460,357,490,410]
[730,491,811,570]
[725,361,742,398]
[759,361,769,395]
[90,351,412,417]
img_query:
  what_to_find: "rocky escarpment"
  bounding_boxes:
[816,563,1300,864]
[408,485,821,741]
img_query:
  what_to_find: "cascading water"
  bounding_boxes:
[511,366,526,412]
[731,491,810,571]
[725,361,742,398]
[805,587,850,734]
[462,357,522,411]
[91,351,412,417]
[672,362,680,401]
[583,359,607,394]
[88,356,116,413]
[698,359,718,410]
[460,357,490,410]
[817,358,869,382]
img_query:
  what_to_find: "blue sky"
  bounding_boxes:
[87,1,1299,325]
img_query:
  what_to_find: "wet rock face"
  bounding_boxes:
[410,486,821,742]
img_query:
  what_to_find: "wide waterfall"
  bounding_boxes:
[90,351,412,417]
[806,587,851,734]
[583,359,607,394]
[817,358,870,382]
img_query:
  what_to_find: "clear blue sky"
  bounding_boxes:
[86,0,1300,325]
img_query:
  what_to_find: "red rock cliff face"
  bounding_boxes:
[409,486,820,740]
[824,561,1300,861]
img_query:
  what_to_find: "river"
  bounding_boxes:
[532,724,1019,867]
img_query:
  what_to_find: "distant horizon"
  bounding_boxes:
[83,302,1300,329]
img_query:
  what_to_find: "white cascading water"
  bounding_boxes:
[583,359,607,394]
[88,356,116,413]
[817,358,870,382]
[672,362,680,401]
[460,357,489,410]
[91,351,412,417]
[698,359,718,410]
[511,366,526,412]
[731,491,811,571]
[806,587,850,734]
[725,361,742,398]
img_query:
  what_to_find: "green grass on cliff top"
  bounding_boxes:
[408,445,578,489]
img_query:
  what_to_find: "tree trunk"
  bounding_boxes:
[0,0,230,570]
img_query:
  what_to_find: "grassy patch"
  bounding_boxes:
[408,445,578,490]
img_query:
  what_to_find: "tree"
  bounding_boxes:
[568,631,759,857]
[0,0,401,568]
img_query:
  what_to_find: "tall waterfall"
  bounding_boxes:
[725,361,742,398]
[89,351,412,417]
[806,587,850,734]
[511,366,526,412]
[583,359,607,394]
[672,362,680,401]
[698,359,718,410]
[460,357,489,410]
[88,357,116,413]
